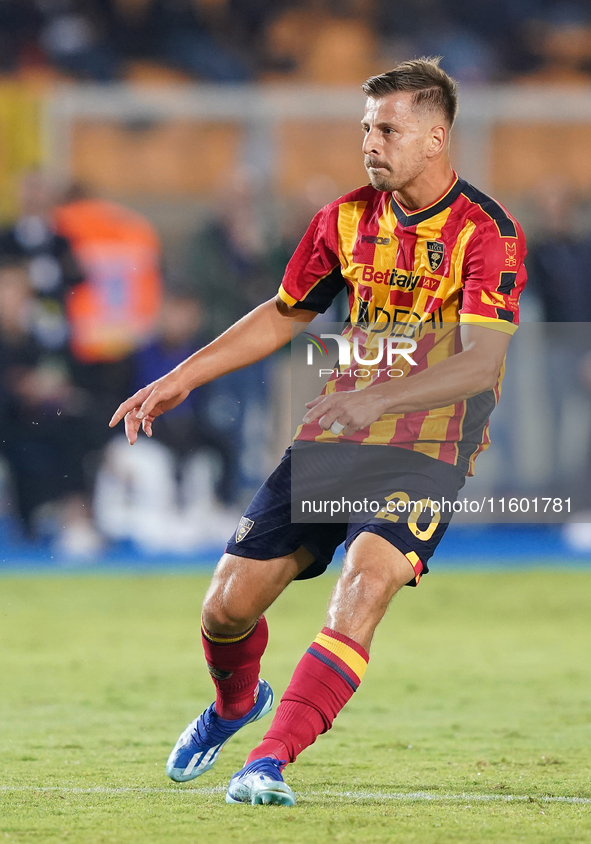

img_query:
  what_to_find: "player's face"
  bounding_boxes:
[361,93,442,193]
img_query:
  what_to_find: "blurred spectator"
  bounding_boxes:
[517,2,591,84]
[131,294,240,504]
[187,170,277,336]
[0,0,40,74]
[264,0,376,84]
[54,185,163,363]
[527,179,591,323]
[2,0,591,86]
[0,171,84,354]
[53,185,162,455]
[94,294,243,551]
[226,0,295,75]
[273,174,340,264]
[121,0,251,82]
[34,0,122,82]
[526,178,591,497]
[0,259,101,554]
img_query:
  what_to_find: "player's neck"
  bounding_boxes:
[393,165,456,213]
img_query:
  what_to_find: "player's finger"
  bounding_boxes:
[124,409,141,445]
[109,388,150,427]
[141,415,155,438]
[304,396,325,409]
[317,409,351,431]
[136,388,164,420]
[302,396,336,423]
[110,399,136,428]
[341,421,359,436]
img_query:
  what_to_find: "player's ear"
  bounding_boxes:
[427,125,447,157]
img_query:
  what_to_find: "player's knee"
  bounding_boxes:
[338,549,412,603]
[337,562,394,605]
[345,533,414,591]
[201,561,260,634]
[201,593,255,635]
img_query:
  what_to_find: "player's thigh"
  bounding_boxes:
[203,547,313,634]
[344,446,466,587]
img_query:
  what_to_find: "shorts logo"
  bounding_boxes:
[426,241,444,272]
[235,516,254,542]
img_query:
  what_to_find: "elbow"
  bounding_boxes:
[475,363,502,394]
[275,295,293,317]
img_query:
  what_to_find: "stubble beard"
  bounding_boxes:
[365,157,424,194]
[367,170,397,192]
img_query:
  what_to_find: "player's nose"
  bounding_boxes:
[362,128,381,155]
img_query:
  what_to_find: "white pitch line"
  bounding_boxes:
[317,790,591,805]
[0,785,590,805]
[0,786,225,796]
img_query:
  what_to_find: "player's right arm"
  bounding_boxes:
[109,296,316,444]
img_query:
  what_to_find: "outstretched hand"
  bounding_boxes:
[109,375,191,444]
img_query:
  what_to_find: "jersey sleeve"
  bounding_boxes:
[278,203,346,313]
[459,219,527,335]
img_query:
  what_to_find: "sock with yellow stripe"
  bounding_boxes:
[201,616,268,720]
[245,627,369,765]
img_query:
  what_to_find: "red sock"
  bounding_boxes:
[201,616,268,720]
[246,627,369,765]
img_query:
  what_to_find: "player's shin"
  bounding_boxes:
[201,616,269,720]
[246,627,369,765]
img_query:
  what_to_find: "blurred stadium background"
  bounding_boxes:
[1,0,591,569]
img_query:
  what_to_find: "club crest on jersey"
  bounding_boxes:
[235,516,254,542]
[426,241,444,272]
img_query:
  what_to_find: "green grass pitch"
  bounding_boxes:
[0,569,590,844]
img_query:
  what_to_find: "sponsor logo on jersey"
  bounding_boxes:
[360,234,391,245]
[235,516,254,542]
[426,240,445,272]
[360,265,440,292]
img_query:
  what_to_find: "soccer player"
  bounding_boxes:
[110,57,526,806]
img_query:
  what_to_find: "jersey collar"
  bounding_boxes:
[390,174,463,227]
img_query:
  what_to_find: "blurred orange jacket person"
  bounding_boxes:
[54,197,163,363]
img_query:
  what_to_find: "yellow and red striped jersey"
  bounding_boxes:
[279,175,527,475]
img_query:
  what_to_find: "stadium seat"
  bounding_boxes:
[265,10,378,84]
[70,119,242,196]
[125,60,193,86]
[492,123,591,193]
[276,120,367,196]
[302,17,377,84]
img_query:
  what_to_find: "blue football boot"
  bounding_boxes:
[166,679,274,782]
[226,757,295,806]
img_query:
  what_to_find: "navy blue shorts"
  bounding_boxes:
[225,442,466,586]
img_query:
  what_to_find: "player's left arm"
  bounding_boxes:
[303,324,511,435]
